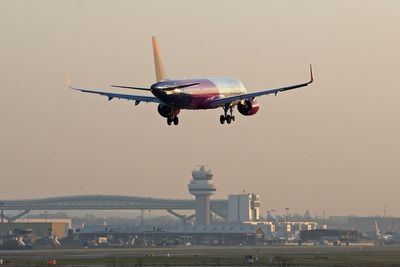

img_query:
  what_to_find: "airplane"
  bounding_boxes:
[374,221,395,242]
[67,36,313,126]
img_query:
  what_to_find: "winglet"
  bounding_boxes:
[309,64,314,83]
[65,73,80,91]
[65,73,72,89]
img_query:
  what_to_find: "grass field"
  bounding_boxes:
[1,245,400,266]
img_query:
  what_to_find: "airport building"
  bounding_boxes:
[228,193,260,222]
[79,223,266,246]
[4,166,398,248]
[0,219,71,239]
[300,229,358,243]
[187,166,262,225]
[188,165,216,225]
[1,166,260,226]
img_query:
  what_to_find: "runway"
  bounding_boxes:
[2,245,400,259]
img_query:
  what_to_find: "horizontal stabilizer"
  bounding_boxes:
[110,85,151,91]
[158,82,200,91]
[173,82,200,89]
[111,82,200,91]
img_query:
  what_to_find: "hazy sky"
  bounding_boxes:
[1,0,399,217]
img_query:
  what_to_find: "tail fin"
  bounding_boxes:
[374,221,380,236]
[152,36,168,82]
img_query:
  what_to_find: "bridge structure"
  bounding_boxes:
[0,195,228,223]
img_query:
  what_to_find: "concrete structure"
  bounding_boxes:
[1,195,228,222]
[228,193,260,222]
[188,165,216,225]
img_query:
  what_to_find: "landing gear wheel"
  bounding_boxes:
[226,115,232,124]
[167,117,172,125]
[220,115,225,124]
[220,105,236,125]
[173,116,179,125]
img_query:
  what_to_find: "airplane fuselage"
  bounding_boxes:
[151,77,247,109]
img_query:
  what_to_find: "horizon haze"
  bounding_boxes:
[0,0,399,217]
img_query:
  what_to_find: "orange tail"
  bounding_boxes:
[152,36,168,82]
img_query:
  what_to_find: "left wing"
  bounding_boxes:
[210,65,313,107]
[67,76,161,105]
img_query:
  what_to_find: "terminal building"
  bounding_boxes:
[79,223,266,246]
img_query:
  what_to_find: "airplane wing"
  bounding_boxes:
[210,65,313,107]
[67,77,161,105]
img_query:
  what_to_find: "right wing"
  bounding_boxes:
[210,65,313,107]
[67,76,161,105]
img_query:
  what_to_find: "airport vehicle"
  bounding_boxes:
[68,37,313,125]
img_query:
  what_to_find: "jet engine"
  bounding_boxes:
[237,99,259,116]
[157,104,180,118]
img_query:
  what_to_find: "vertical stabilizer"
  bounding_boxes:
[152,36,167,82]
[374,221,380,237]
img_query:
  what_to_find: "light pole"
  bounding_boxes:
[285,208,289,223]
[285,208,290,240]
[0,201,4,246]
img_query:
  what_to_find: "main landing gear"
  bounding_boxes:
[167,116,179,126]
[219,105,235,125]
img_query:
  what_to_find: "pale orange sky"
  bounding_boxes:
[0,0,399,217]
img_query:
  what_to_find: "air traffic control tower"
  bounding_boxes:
[188,165,216,225]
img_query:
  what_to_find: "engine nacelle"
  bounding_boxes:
[237,99,260,116]
[157,104,180,118]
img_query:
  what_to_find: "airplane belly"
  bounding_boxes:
[164,93,192,108]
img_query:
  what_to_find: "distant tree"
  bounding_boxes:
[106,216,136,225]
[149,215,179,225]
[290,213,303,221]
[304,209,312,220]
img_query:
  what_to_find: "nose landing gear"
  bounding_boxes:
[167,116,179,126]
